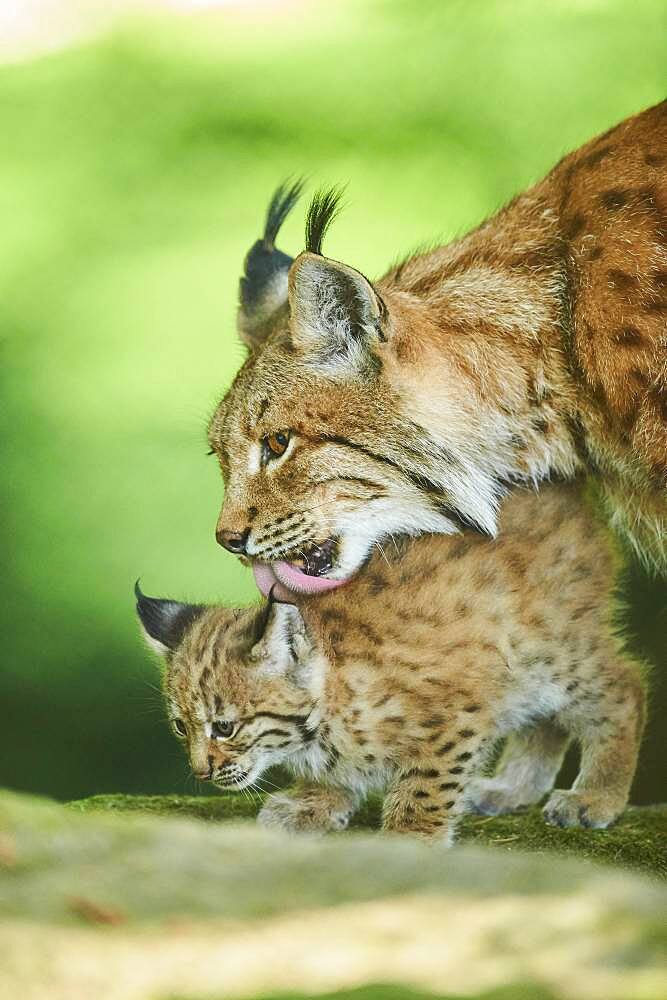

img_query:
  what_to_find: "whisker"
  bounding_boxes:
[253,775,283,792]
[374,540,391,567]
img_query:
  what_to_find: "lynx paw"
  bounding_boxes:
[543,790,624,829]
[466,778,534,816]
[258,792,353,834]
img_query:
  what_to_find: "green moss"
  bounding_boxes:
[173,985,557,1000]
[68,793,667,878]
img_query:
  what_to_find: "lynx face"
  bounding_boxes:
[135,584,322,789]
[208,324,482,596]
[208,185,505,596]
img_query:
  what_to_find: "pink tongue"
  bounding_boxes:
[252,561,348,599]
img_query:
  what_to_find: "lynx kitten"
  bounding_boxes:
[137,484,645,843]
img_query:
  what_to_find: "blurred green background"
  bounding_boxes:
[1,0,665,802]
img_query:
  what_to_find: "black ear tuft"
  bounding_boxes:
[134,580,205,655]
[238,179,305,350]
[263,178,305,248]
[304,186,345,256]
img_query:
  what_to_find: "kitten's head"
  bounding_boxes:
[135,583,321,790]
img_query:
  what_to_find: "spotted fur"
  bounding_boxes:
[139,483,646,843]
[209,101,666,579]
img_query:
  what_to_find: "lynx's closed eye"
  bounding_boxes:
[211,720,235,739]
[172,718,187,738]
[262,430,291,464]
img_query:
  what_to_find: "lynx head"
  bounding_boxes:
[135,582,321,789]
[208,183,501,597]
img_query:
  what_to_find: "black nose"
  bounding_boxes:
[216,528,250,554]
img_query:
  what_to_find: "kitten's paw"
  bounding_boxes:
[258,792,353,834]
[542,790,624,829]
[466,778,533,816]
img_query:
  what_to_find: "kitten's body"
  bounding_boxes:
[140,484,645,843]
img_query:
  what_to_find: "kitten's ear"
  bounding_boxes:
[288,252,385,373]
[250,601,307,674]
[238,179,304,351]
[134,581,205,657]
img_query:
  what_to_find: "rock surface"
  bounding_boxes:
[0,789,665,1000]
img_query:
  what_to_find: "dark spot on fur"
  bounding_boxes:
[564,213,587,240]
[464,704,481,714]
[607,268,637,291]
[583,145,613,168]
[448,766,464,775]
[586,245,603,261]
[414,790,430,799]
[320,608,346,625]
[458,729,475,739]
[437,741,456,756]
[645,152,664,167]
[456,751,473,762]
[444,800,456,809]
[613,326,642,346]
[514,242,561,270]
[440,782,459,791]
[600,189,628,211]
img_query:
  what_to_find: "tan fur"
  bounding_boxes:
[157,484,646,843]
[209,101,666,578]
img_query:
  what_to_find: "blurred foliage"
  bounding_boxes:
[0,0,665,800]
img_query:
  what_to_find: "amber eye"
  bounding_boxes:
[211,720,234,739]
[262,430,291,463]
[172,718,187,738]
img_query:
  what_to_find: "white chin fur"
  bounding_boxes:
[331,498,461,580]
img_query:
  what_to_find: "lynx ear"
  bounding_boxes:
[237,179,304,350]
[288,253,385,371]
[287,187,385,372]
[250,601,307,675]
[134,581,205,657]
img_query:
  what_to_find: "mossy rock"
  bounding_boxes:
[68,791,667,878]
[1,789,666,1000]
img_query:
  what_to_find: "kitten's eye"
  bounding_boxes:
[262,430,290,463]
[211,720,234,739]
[172,718,187,738]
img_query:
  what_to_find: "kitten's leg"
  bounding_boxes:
[258,782,356,834]
[382,731,490,844]
[543,658,646,829]
[466,719,570,815]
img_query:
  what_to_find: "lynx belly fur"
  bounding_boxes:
[137,484,646,843]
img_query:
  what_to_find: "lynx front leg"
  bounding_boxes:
[467,719,570,816]
[258,782,356,834]
[544,660,646,829]
[383,732,489,843]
